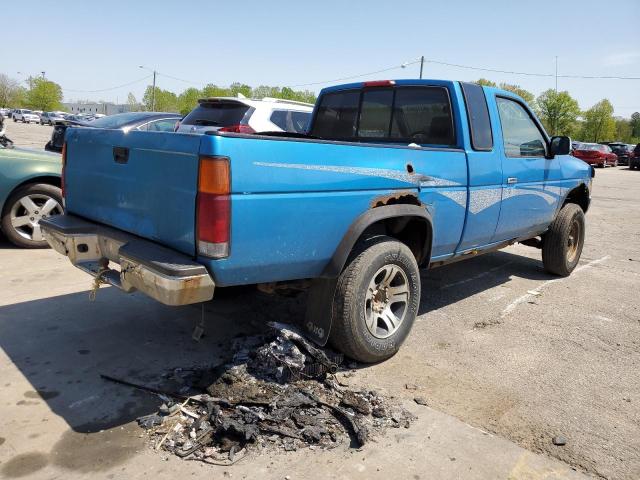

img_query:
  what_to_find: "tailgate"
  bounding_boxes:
[64,128,202,255]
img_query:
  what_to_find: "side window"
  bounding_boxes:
[141,119,178,132]
[496,97,547,157]
[357,89,393,138]
[310,90,360,139]
[271,110,311,133]
[270,110,288,131]
[390,87,455,146]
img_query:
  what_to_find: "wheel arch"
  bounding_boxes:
[561,182,590,214]
[1,175,61,213]
[320,204,433,278]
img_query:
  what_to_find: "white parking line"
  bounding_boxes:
[500,255,610,318]
[439,261,514,290]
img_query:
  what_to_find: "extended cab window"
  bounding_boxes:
[496,97,547,157]
[311,86,455,146]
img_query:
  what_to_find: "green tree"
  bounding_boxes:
[535,89,581,137]
[614,118,632,142]
[201,84,231,98]
[142,85,178,112]
[127,92,140,112]
[0,74,21,107]
[499,83,535,106]
[631,112,640,138]
[177,87,202,115]
[25,78,63,111]
[475,78,497,87]
[229,82,252,98]
[581,99,616,143]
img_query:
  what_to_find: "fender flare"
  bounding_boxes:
[557,181,591,215]
[320,204,433,278]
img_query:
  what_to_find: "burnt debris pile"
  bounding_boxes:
[133,322,415,465]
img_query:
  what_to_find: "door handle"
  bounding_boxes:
[113,146,129,164]
[507,177,518,184]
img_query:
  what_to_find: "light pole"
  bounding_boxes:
[401,57,424,79]
[139,65,157,111]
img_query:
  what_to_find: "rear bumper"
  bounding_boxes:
[40,215,215,306]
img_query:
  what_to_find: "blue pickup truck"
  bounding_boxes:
[41,80,593,362]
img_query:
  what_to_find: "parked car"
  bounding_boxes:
[39,112,67,126]
[41,79,593,363]
[572,143,618,167]
[45,112,182,152]
[13,109,40,124]
[176,97,313,134]
[0,144,62,248]
[0,108,10,118]
[630,144,640,170]
[607,142,633,166]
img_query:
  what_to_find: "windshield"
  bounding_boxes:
[181,101,250,127]
[88,112,165,128]
[579,144,602,151]
[22,110,33,114]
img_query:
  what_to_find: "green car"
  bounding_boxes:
[0,145,62,248]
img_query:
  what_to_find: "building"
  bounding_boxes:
[62,102,131,116]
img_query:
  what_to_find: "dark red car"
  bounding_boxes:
[572,143,618,168]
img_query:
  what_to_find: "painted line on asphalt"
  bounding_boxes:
[439,261,514,290]
[500,255,611,318]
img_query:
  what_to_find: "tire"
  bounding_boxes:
[1,183,63,248]
[542,203,585,277]
[329,236,420,363]
[13,118,16,122]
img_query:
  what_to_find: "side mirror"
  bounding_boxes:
[549,136,571,157]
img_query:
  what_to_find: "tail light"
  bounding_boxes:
[218,124,255,134]
[364,80,396,87]
[61,141,67,200]
[197,156,230,258]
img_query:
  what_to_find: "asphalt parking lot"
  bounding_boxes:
[0,124,638,479]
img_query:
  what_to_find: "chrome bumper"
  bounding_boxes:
[40,215,215,306]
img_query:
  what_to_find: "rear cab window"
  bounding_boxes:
[310,85,456,147]
[182,101,251,127]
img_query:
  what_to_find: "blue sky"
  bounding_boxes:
[4,0,639,116]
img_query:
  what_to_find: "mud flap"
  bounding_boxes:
[304,277,338,346]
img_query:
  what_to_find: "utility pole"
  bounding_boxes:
[419,55,424,79]
[41,71,46,79]
[151,69,156,111]
[555,56,558,93]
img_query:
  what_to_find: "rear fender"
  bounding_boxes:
[305,204,432,345]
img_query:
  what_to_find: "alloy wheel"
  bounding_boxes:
[9,193,62,242]
[364,264,410,339]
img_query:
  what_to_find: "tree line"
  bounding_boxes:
[129,83,316,115]
[1,71,638,144]
[0,73,63,112]
[475,79,640,144]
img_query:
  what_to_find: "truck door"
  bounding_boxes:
[491,95,556,242]
[456,83,502,252]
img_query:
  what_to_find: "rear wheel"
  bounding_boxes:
[1,183,63,248]
[329,236,420,363]
[542,203,585,276]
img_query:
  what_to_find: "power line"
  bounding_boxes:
[62,75,152,93]
[286,57,640,88]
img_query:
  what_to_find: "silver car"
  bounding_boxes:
[13,109,40,123]
[39,112,67,125]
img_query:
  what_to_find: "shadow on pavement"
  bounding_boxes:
[0,247,551,434]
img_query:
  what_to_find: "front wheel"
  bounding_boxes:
[1,183,63,248]
[542,203,585,276]
[329,236,420,363]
